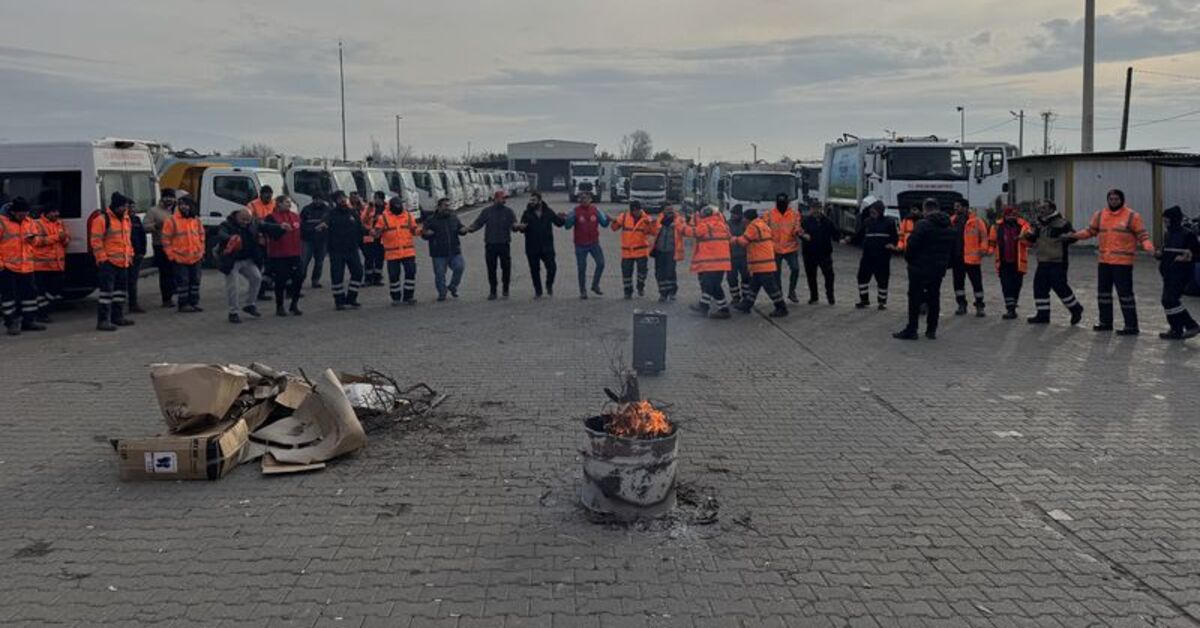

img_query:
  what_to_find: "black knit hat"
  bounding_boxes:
[10,196,30,213]
[1163,205,1183,223]
[110,192,129,208]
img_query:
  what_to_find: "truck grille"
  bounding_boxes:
[896,191,965,216]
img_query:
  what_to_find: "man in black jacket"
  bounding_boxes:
[422,198,468,301]
[516,191,564,298]
[800,203,838,305]
[467,191,519,300]
[325,191,365,310]
[214,209,263,324]
[894,198,955,340]
[845,196,898,310]
[126,202,148,313]
[300,194,329,288]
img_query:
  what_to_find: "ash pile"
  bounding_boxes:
[110,363,445,480]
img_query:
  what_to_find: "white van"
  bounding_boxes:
[467,171,486,204]
[350,167,396,202]
[411,170,447,214]
[453,170,476,206]
[158,159,284,228]
[285,165,357,209]
[0,138,160,298]
[387,168,421,214]
[436,170,465,209]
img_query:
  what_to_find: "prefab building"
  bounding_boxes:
[507,139,596,192]
[1009,150,1200,245]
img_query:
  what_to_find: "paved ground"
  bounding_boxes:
[3,193,1200,627]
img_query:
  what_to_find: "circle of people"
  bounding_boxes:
[2,186,1196,341]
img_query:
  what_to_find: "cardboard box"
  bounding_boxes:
[150,364,248,433]
[113,419,250,481]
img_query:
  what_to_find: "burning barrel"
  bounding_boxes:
[581,401,678,521]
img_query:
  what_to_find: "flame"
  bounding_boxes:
[606,400,673,438]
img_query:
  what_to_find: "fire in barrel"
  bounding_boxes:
[581,399,679,521]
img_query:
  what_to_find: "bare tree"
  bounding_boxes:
[229,142,278,158]
[366,137,385,164]
[651,150,675,161]
[597,149,616,161]
[619,130,653,160]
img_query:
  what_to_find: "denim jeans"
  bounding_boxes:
[574,243,605,295]
[432,254,465,298]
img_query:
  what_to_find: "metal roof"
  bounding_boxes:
[1012,149,1200,164]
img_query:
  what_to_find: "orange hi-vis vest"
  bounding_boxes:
[1073,206,1153,266]
[954,213,990,264]
[375,210,420,260]
[988,218,1033,274]
[362,204,386,243]
[651,214,686,262]
[733,217,777,275]
[162,213,206,265]
[0,215,39,274]
[680,214,732,273]
[32,217,68,272]
[611,211,654,259]
[767,207,800,255]
[89,209,134,268]
[246,198,275,221]
[898,216,917,252]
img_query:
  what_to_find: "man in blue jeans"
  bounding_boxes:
[421,198,467,301]
[562,191,611,299]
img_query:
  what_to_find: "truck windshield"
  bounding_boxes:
[572,165,600,176]
[333,170,357,194]
[887,148,967,181]
[368,170,390,195]
[730,174,795,202]
[99,171,156,214]
[258,172,285,197]
[631,174,666,191]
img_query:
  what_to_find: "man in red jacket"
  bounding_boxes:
[260,196,304,316]
[562,191,612,299]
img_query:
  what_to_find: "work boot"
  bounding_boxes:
[96,320,117,332]
[856,299,869,310]
[1069,305,1084,326]
[112,305,134,326]
[161,298,175,308]
[1027,313,1050,325]
[1116,328,1140,336]
[6,321,20,336]
[974,303,986,318]
[129,304,147,314]
[955,303,968,316]
[1002,308,1017,320]
[925,329,938,340]
[770,305,789,318]
[289,302,303,316]
[1183,326,1200,340]
[488,292,498,301]
[21,320,47,332]
[1093,324,1113,332]
[35,310,51,323]
[591,285,604,296]
[637,288,645,297]
[276,305,288,317]
[689,303,708,316]
[827,294,835,305]
[877,303,887,311]
[502,289,509,300]
[1160,329,1183,340]
[623,292,632,300]
[191,304,204,312]
[228,313,242,324]
[807,295,818,305]
[892,328,919,340]
[710,308,732,320]
[788,292,799,304]
[242,305,261,318]
[735,302,752,314]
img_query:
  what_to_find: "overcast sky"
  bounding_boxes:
[2,0,1198,161]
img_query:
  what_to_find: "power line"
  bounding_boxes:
[1055,108,1200,131]
[1136,69,1200,82]
[966,118,1015,136]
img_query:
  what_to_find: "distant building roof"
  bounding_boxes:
[508,139,597,161]
[1012,149,1200,165]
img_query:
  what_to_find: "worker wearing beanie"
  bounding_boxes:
[1024,200,1083,325]
[0,197,46,335]
[988,206,1032,320]
[90,192,136,331]
[845,196,898,310]
[1067,188,1154,334]
[1156,206,1200,340]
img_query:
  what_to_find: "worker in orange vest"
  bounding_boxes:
[246,185,276,299]
[897,204,921,253]
[0,197,46,335]
[950,200,990,317]
[161,196,206,313]
[680,205,733,319]
[1067,188,1154,334]
[988,207,1033,319]
[31,204,69,323]
[361,191,388,287]
[767,193,802,302]
[649,205,685,302]
[89,192,136,331]
[374,197,421,305]
[611,200,655,299]
[733,209,788,317]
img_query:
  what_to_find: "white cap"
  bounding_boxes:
[861,195,880,209]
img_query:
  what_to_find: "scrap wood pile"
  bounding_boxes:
[110,363,446,481]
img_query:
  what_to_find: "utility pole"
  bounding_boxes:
[696,146,701,164]
[751,143,757,162]
[394,114,402,165]
[1081,0,1096,153]
[1009,110,1025,155]
[956,106,966,142]
[339,40,347,161]
[1041,111,1054,154]
[467,141,471,162]
[1120,67,1134,150]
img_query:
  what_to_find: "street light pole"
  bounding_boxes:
[1082,0,1096,153]
[751,143,757,163]
[339,40,347,161]
[956,106,965,142]
[394,114,402,165]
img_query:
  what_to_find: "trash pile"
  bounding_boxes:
[110,363,445,480]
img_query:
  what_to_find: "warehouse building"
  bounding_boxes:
[507,139,596,192]
[1009,150,1200,244]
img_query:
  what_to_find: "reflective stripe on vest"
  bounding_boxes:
[0,216,35,273]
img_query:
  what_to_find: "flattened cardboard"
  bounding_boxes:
[274,379,312,410]
[150,364,248,433]
[113,419,249,481]
[261,453,325,475]
[269,369,366,465]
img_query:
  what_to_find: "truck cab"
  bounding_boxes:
[719,170,799,216]
[386,168,422,214]
[411,170,447,215]
[349,167,397,202]
[158,161,284,228]
[629,171,668,212]
[285,165,357,209]
[434,170,465,209]
[569,161,601,203]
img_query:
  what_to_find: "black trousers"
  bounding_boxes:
[153,245,175,305]
[329,250,364,306]
[526,249,556,296]
[485,242,512,293]
[803,252,835,300]
[34,270,62,314]
[998,262,1024,311]
[856,254,890,305]
[97,262,129,323]
[905,269,944,333]
[1097,263,1137,329]
[127,255,144,307]
[1032,262,1079,318]
[302,238,328,285]
[728,257,751,303]
[742,271,785,308]
[362,242,385,283]
[1161,266,1198,332]
[173,262,202,307]
[386,257,418,302]
[270,256,304,307]
[620,257,649,296]
[698,271,729,312]
[654,252,678,298]
[0,270,38,325]
[951,260,985,306]
[774,251,800,296]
